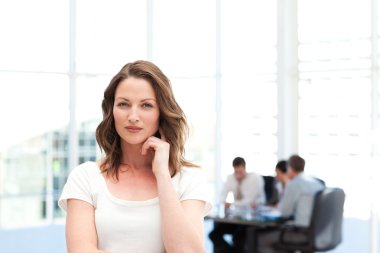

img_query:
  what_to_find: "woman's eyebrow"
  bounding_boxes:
[115,97,156,102]
[141,98,156,102]
[115,97,129,101]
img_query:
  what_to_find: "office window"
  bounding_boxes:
[58,0,148,217]
[0,0,149,226]
[171,78,216,171]
[298,0,372,219]
[220,0,277,178]
[152,0,216,77]
[74,75,111,178]
[0,73,69,227]
[76,0,147,74]
[0,0,69,72]
[152,0,217,183]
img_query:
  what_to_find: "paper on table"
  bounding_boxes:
[259,207,282,219]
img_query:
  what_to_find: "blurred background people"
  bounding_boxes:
[280,155,325,225]
[257,154,325,253]
[209,157,265,253]
[220,157,265,208]
[262,160,289,206]
[274,160,289,203]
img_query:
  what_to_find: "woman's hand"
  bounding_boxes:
[141,128,170,177]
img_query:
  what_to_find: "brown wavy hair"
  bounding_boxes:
[96,60,197,179]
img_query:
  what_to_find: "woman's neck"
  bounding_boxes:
[120,141,153,170]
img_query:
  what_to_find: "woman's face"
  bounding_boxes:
[113,76,160,145]
[275,168,286,183]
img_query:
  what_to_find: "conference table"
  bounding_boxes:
[206,206,287,253]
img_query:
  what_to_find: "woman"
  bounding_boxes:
[275,160,289,202]
[59,60,212,253]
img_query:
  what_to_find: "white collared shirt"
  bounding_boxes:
[220,172,266,206]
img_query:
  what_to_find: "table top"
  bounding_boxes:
[206,214,284,228]
[206,205,287,228]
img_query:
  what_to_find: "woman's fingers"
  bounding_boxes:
[141,137,156,155]
[141,136,170,176]
[141,129,168,155]
[141,136,169,154]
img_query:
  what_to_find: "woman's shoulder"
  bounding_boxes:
[69,161,102,179]
[177,166,205,177]
[58,161,101,211]
[173,166,213,214]
[73,160,100,170]
[172,166,207,186]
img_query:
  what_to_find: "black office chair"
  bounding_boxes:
[273,188,345,253]
[262,176,279,205]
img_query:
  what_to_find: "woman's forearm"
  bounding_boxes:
[67,245,109,253]
[156,173,204,253]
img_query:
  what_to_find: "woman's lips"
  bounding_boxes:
[125,126,143,133]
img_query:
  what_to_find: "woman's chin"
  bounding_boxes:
[123,136,149,146]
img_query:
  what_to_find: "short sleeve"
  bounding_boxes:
[58,162,94,211]
[177,168,213,216]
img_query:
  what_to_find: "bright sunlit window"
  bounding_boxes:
[298,0,374,219]
[220,0,277,179]
[0,0,379,237]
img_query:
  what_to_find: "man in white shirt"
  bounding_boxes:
[220,158,266,208]
[209,157,265,253]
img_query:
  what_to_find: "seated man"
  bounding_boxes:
[209,157,265,253]
[257,155,325,253]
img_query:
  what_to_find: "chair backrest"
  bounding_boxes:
[262,176,279,205]
[313,177,326,187]
[310,188,345,251]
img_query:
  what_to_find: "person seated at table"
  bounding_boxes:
[274,160,289,203]
[264,160,289,206]
[256,154,325,253]
[209,157,265,253]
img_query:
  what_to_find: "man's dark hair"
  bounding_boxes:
[232,157,246,168]
[275,160,287,173]
[288,155,305,173]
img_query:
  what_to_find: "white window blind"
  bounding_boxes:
[298,0,373,219]
[220,0,277,178]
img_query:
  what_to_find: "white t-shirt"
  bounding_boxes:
[58,161,212,253]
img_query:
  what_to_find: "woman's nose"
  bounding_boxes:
[127,107,140,123]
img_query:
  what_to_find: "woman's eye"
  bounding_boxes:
[117,102,128,107]
[142,103,153,109]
